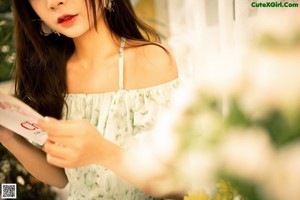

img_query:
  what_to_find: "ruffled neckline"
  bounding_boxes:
[65,78,179,97]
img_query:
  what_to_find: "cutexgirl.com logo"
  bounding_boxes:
[251,0,299,7]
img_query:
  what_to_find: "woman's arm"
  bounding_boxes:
[0,127,68,188]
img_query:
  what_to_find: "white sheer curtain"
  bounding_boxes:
[166,0,256,80]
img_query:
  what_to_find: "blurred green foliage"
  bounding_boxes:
[0,0,15,82]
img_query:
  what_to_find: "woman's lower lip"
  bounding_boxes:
[59,15,77,27]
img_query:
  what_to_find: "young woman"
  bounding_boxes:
[0,0,183,199]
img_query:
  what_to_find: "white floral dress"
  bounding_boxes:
[61,38,179,200]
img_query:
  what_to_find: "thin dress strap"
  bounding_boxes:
[118,37,126,90]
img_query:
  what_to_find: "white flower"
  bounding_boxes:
[196,52,246,98]
[176,150,217,192]
[263,143,300,200]
[218,128,275,183]
[241,50,300,115]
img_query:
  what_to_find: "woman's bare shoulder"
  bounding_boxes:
[124,41,178,89]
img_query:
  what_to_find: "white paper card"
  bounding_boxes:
[0,93,47,146]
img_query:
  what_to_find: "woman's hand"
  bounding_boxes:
[0,126,14,143]
[38,118,185,198]
[38,117,120,168]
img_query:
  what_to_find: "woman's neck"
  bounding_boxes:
[71,21,120,69]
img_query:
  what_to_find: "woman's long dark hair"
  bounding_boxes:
[12,0,161,119]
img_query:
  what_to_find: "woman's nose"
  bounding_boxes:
[47,0,64,10]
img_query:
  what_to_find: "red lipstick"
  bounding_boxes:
[57,14,78,26]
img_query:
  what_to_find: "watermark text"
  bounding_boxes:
[251,1,299,8]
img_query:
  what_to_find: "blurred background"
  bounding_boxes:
[1,0,300,200]
[0,0,14,94]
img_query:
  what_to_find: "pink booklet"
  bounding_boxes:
[0,93,47,146]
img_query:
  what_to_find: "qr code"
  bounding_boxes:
[1,184,17,199]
